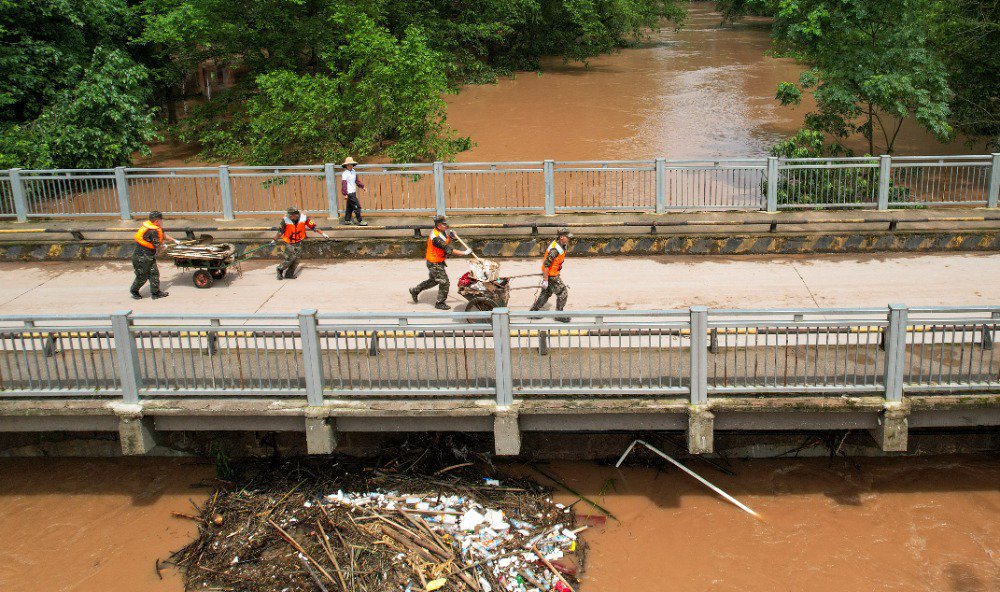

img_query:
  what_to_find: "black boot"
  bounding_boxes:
[130,292,142,300]
[151,291,169,299]
[435,302,451,310]
[409,288,420,303]
[276,268,284,280]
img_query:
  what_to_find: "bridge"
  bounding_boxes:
[0,253,997,457]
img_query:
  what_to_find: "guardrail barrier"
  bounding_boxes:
[0,305,996,404]
[2,154,997,222]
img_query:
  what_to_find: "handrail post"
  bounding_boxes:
[766,157,778,212]
[9,168,28,222]
[299,309,325,406]
[114,166,131,221]
[492,308,513,406]
[325,163,339,219]
[219,165,235,220]
[689,306,708,405]
[543,159,555,215]
[987,153,1000,208]
[877,154,892,210]
[655,158,667,213]
[883,304,908,403]
[111,311,142,403]
[433,161,446,216]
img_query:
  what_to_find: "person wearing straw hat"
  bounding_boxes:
[341,156,368,226]
[130,210,180,300]
[409,215,471,310]
[529,227,573,322]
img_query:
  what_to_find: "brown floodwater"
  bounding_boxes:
[141,2,982,168]
[1,455,997,591]
[444,2,984,161]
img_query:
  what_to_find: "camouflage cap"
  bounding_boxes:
[433,215,448,225]
[286,206,301,215]
[557,227,573,238]
[148,211,163,221]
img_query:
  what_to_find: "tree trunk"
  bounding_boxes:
[867,102,874,156]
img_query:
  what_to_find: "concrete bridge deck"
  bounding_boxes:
[0,251,995,314]
[1,253,997,458]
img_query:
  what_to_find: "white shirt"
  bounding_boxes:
[342,169,358,193]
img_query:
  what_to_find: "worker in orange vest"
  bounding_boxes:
[530,227,573,322]
[409,215,471,309]
[269,206,329,280]
[130,210,180,300]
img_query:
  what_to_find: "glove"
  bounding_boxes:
[462,249,472,255]
[269,240,277,246]
[541,279,549,289]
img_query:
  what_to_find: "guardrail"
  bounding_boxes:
[2,154,998,221]
[0,305,997,404]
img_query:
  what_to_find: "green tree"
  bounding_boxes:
[715,0,778,25]
[772,0,952,155]
[932,0,1000,149]
[0,1,158,168]
[143,0,684,164]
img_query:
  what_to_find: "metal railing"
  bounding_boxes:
[2,154,997,221]
[0,305,997,404]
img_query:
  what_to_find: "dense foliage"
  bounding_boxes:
[141,0,685,165]
[0,0,685,168]
[732,0,997,155]
[771,0,952,156]
[931,0,1000,149]
[0,0,158,168]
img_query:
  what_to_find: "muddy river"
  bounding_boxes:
[443,2,981,161]
[1,455,997,591]
[144,2,979,168]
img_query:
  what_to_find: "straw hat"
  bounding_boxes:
[342,157,358,167]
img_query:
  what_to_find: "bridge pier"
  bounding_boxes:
[687,406,715,454]
[873,402,910,452]
[493,407,521,456]
[304,408,338,455]
[110,403,157,455]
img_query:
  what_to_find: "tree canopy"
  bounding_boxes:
[771,0,952,156]
[0,0,157,168]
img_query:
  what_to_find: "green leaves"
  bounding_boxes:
[0,2,157,168]
[772,0,953,154]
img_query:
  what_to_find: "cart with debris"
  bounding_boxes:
[164,243,239,289]
[457,258,511,315]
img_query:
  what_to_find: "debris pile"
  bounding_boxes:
[469,259,501,282]
[168,440,585,591]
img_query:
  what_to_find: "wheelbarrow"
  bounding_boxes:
[165,240,272,289]
[458,272,511,314]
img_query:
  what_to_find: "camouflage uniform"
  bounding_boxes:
[277,242,303,275]
[130,226,162,295]
[411,227,456,305]
[530,245,569,311]
[413,262,451,304]
[531,275,568,311]
[130,251,160,295]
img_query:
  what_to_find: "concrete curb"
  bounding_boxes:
[1,230,999,261]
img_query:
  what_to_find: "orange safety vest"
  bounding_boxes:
[426,229,451,263]
[281,216,310,244]
[543,240,566,277]
[134,221,163,250]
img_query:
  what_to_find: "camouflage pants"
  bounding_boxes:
[130,252,160,295]
[412,262,450,304]
[530,275,568,311]
[277,242,303,272]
